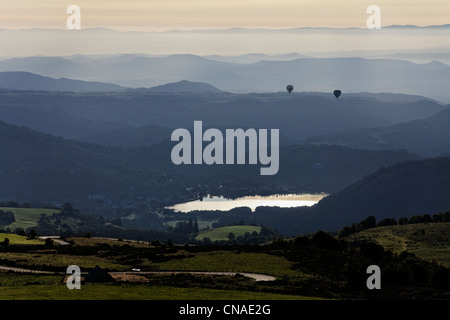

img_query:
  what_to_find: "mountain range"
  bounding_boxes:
[2,118,449,235]
[1,54,450,101]
[0,88,446,143]
[0,71,126,92]
[144,80,224,93]
[0,45,449,235]
[1,25,449,57]
[0,120,418,210]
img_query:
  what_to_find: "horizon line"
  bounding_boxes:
[1,24,450,33]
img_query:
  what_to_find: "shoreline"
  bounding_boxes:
[165,193,328,212]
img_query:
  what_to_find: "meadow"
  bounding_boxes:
[346,222,450,267]
[0,207,60,231]
[0,220,449,300]
[0,233,43,245]
[0,277,317,300]
[149,251,306,279]
[195,226,262,241]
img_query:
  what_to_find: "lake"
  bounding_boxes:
[166,194,327,212]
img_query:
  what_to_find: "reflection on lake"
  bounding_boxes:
[166,194,327,212]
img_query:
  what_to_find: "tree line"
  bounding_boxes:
[271,230,450,296]
[338,211,450,238]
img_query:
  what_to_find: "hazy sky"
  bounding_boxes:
[1,0,449,30]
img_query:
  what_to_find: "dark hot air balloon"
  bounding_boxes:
[333,90,342,99]
[286,85,294,94]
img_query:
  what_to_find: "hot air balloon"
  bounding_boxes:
[286,85,294,94]
[333,90,342,99]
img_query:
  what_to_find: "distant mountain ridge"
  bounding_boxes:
[1,55,450,101]
[0,71,126,92]
[2,24,450,32]
[145,80,224,93]
[0,90,445,143]
[0,71,224,94]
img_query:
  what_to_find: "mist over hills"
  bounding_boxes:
[0,121,185,205]
[0,112,448,235]
[0,120,418,210]
[235,157,450,235]
[305,106,450,156]
[0,71,126,92]
[283,157,450,235]
[0,85,448,236]
[0,71,223,94]
[1,54,450,101]
[0,89,445,143]
[0,94,134,139]
[204,53,309,64]
[0,27,449,236]
[1,25,449,58]
[145,80,224,93]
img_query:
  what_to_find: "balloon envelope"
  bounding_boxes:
[333,90,342,99]
[286,85,294,94]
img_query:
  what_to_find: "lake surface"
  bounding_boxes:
[166,194,327,212]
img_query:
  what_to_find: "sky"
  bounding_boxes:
[1,0,449,31]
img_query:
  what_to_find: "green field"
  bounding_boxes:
[67,237,150,247]
[196,226,262,241]
[150,251,305,279]
[0,222,448,300]
[0,271,320,300]
[0,282,318,300]
[0,232,43,245]
[0,248,300,277]
[346,222,450,267]
[0,251,130,271]
[0,207,60,231]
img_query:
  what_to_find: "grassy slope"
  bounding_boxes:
[149,251,305,279]
[0,271,318,300]
[0,283,317,300]
[0,251,130,271]
[0,232,43,245]
[0,207,60,231]
[67,237,150,247]
[346,222,450,267]
[195,226,262,241]
[0,248,301,278]
[4,223,448,300]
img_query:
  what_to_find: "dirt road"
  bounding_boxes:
[0,266,276,281]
